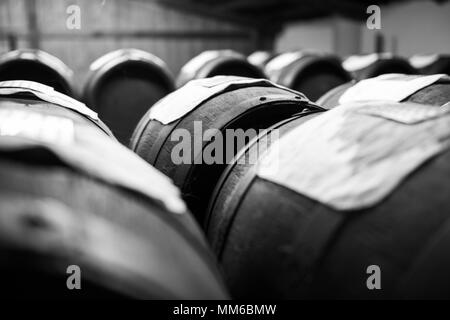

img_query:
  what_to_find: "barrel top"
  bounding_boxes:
[247,51,274,68]
[409,54,450,69]
[265,51,319,76]
[180,50,246,78]
[85,48,174,96]
[175,50,265,88]
[258,100,450,211]
[146,76,313,125]
[0,80,97,120]
[343,53,394,72]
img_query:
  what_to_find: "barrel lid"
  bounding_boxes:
[258,100,450,211]
[147,76,314,125]
[339,74,448,104]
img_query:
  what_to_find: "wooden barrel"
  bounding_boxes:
[410,54,450,75]
[264,51,352,101]
[206,112,322,254]
[317,74,450,109]
[0,81,228,299]
[176,50,266,88]
[205,93,450,299]
[131,76,322,223]
[83,49,175,146]
[343,53,417,80]
[0,49,75,97]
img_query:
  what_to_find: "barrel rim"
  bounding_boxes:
[82,48,175,109]
[0,49,75,97]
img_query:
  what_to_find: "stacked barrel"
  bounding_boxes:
[83,49,175,146]
[176,50,266,88]
[0,49,227,299]
[0,46,449,300]
[342,53,417,80]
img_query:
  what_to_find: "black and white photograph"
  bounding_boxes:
[0,0,449,308]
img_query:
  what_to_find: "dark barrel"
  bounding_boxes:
[205,93,450,299]
[343,53,417,80]
[410,54,450,75]
[0,49,75,97]
[176,50,266,88]
[83,49,175,146]
[264,51,352,101]
[131,76,322,223]
[0,80,228,299]
[317,74,450,109]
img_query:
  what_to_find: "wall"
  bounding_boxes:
[360,0,450,55]
[275,16,362,57]
[0,0,257,91]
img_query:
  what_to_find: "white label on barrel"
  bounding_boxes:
[0,109,74,145]
[339,74,446,104]
[147,76,307,125]
[180,50,242,78]
[0,80,98,120]
[0,49,73,78]
[0,109,186,214]
[89,49,169,73]
[257,101,450,211]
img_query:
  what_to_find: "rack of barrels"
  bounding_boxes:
[0,47,449,299]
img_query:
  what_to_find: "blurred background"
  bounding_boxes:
[0,0,448,92]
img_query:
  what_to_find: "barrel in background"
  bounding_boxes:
[176,50,266,88]
[247,51,280,70]
[83,49,175,146]
[131,76,322,223]
[0,49,75,97]
[264,51,352,101]
[410,54,450,75]
[343,53,417,80]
